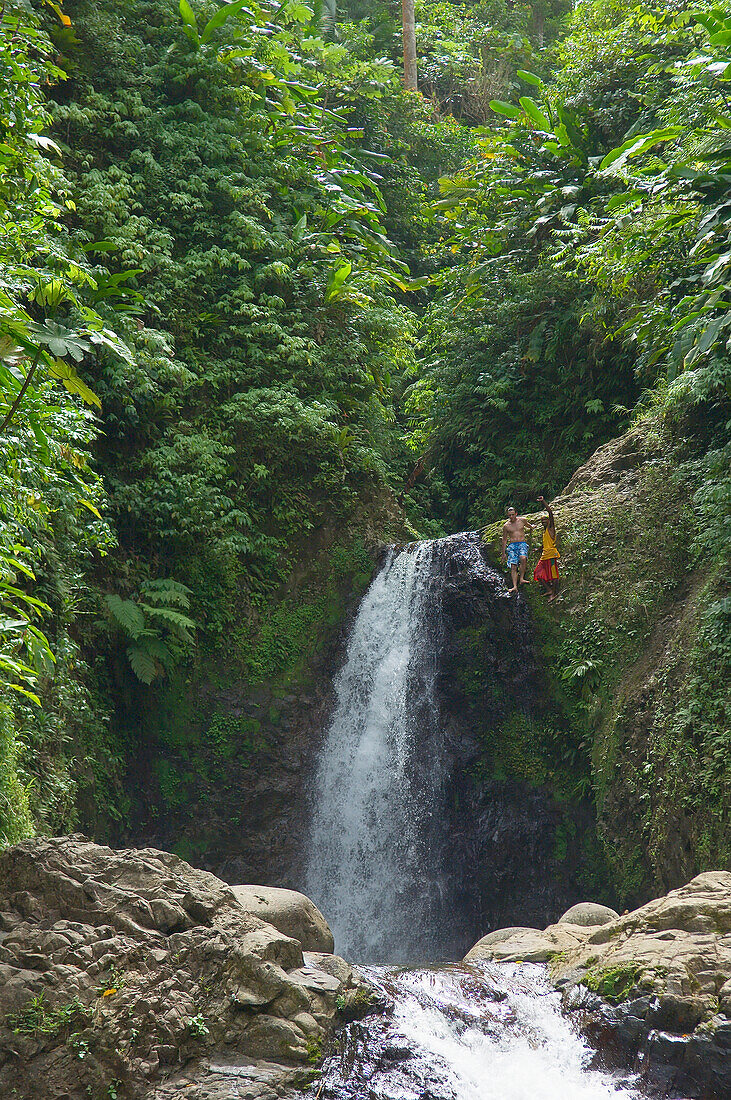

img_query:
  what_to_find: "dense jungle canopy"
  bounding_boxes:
[0,0,729,895]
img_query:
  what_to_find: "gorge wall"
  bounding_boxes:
[122,529,604,957]
[118,418,729,942]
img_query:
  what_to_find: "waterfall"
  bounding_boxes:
[303,537,651,1100]
[304,535,493,964]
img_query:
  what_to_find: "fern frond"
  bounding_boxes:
[105,594,146,638]
[126,644,158,684]
[140,579,192,608]
[139,605,196,632]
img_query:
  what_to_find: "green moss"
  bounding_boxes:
[489,711,549,787]
[582,965,642,1003]
[208,713,263,762]
[306,1035,324,1065]
[238,538,374,686]
[524,430,731,903]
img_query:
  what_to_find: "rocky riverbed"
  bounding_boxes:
[1,837,729,1099]
[0,836,376,1100]
[465,872,731,1098]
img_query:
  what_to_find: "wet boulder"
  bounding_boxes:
[551,872,731,1099]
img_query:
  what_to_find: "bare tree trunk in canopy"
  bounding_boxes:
[402,0,417,91]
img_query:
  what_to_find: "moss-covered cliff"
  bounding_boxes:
[117,496,413,882]
[480,418,730,906]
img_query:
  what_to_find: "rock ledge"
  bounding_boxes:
[0,836,374,1099]
[465,872,731,1099]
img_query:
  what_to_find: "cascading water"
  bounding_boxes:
[303,534,653,1100]
[306,963,648,1100]
[304,537,460,964]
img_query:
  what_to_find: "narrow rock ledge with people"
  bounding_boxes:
[465,871,731,1099]
[0,836,378,1100]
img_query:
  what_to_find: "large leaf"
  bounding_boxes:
[201,0,253,44]
[48,359,101,408]
[179,0,200,44]
[139,605,196,632]
[519,97,552,131]
[490,100,523,121]
[325,262,352,301]
[126,645,158,684]
[516,69,542,88]
[105,595,146,638]
[599,129,682,173]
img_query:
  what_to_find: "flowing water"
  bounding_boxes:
[307,963,646,1100]
[303,535,651,1099]
[304,536,485,963]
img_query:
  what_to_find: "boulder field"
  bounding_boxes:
[0,836,375,1100]
[466,871,731,1098]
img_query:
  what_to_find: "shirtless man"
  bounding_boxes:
[500,506,532,594]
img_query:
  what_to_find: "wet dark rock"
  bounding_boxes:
[392,533,602,958]
[551,873,731,1099]
[380,1043,413,1061]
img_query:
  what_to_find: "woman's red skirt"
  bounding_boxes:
[534,557,559,583]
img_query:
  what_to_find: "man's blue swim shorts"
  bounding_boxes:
[506,540,529,566]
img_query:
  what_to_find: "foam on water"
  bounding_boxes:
[312,963,646,1100]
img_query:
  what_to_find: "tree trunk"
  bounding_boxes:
[401,0,417,92]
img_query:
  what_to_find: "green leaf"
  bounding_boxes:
[179,0,200,44]
[78,498,103,520]
[516,69,542,88]
[325,262,352,301]
[127,645,158,684]
[139,605,196,631]
[599,129,682,173]
[519,97,552,131]
[490,100,523,120]
[7,682,42,706]
[105,595,146,639]
[48,359,101,408]
[201,0,253,44]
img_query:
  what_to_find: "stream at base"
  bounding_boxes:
[307,962,649,1100]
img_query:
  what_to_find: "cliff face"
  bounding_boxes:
[122,531,601,949]
[116,419,728,926]
[515,423,730,904]
[431,537,605,939]
[118,499,412,889]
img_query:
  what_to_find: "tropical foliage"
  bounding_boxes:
[0,0,728,890]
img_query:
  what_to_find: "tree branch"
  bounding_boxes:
[0,352,41,435]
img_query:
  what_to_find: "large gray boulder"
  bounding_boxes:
[471,926,540,946]
[229,884,334,953]
[558,902,619,927]
[551,871,731,995]
[0,836,370,1100]
[551,872,731,1100]
[465,922,595,964]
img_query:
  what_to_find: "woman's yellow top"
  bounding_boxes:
[540,528,560,561]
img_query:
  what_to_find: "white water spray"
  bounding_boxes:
[310,963,646,1100]
[305,538,476,963]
